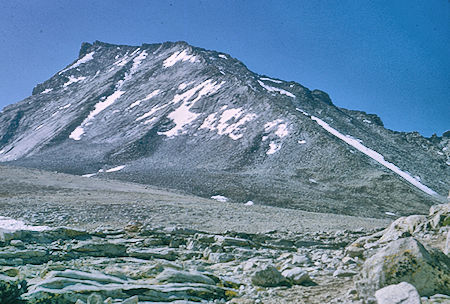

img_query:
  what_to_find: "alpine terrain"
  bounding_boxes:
[0,41,448,218]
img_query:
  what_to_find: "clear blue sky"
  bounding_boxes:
[0,0,448,136]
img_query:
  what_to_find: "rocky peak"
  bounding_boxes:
[0,41,448,217]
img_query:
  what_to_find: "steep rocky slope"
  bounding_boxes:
[0,41,448,217]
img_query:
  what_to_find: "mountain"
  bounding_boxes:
[0,41,448,217]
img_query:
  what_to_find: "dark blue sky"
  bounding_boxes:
[0,0,448,136]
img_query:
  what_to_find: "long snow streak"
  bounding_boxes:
[310,115,438,196]
[60,52,95,74]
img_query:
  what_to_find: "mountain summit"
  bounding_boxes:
[0,41,448,217]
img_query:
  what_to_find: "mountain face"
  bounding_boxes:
[0,41,448,217]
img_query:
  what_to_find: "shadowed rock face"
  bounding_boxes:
[0,40,448,217]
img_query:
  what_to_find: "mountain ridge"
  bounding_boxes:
[0,40,448,217]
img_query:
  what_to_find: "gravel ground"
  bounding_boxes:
[0,164,390,233]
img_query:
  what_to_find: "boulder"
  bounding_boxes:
[332,269,357,277]
[122,296,139,304]
[356,237,450,300]
[375,282,421,304]
[378,215,427,244]
[155,269,216,285]
[71,241,127,257]
[0,274,27,303]
[251,265,290,287]
[281,267,313,285]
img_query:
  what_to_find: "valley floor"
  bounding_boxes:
[0,165,408,303]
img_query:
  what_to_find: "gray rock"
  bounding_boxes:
[332,269,357,277]
[357,237,450,300]
[127,247,178,261]
[375,282,421,304]
[121,295,139,304]
[71,241,127,257]
[155,269,216,285]
[10,240,25,248]
[445,230,449,255]
[291,254,310,266]
[208,252,235,263]
[251,265,290,287]
[281,267,312,285]
[87,293,103,304]
[378,215,427,244]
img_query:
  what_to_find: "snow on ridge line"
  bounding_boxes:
[63,76,86,87]
[260,77,282,84]
[41,88,53,94]
[163,50,197,68]
[257,80,295,98]
[60,51,95,74]
[309,115,438,196]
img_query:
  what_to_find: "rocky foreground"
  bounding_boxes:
[0,202,448,304]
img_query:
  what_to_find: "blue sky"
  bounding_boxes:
[0,0,448,136]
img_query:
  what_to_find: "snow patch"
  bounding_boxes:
[59,104,71,110]
[258,80,295,98]
[264,119,289,138]
[0,216,49,231]
[136,103,167,121]
[385,212,397,216]
[69,126,85,141]
[266,142,281,155]
[105,165,125,173]
[295,108,309,116]
[41,88,53,94]
[211,195,228,202]
[178,83,188,90]
[298,140,306,144]
[88,91,125,120]
[63,76,86,87]
[82,173,97,178]
[201,108,257,140]
[363,119,372,124]
[69,91,125,140]
[245,201,254,206]
[35,124,44,131]
[60,52,94,73]
[129,89,161,109]
[0,149,5,154]
[218,54,227,59]
[130,50,148,74]
[260,77,282,84]
[310,115,438,196]
[159,80,224,137]
[163,50,197,68]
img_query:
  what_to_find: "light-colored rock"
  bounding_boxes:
[375,282,421,304]
[208,252,234,263]
[357,237,450,300]
[445,230,449,255]
[121,295,139,304]
[281,267,312,285]
[333,269,357,277]
[155,268,216,285]
[87,293,103,304]
[378,215,427,244]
